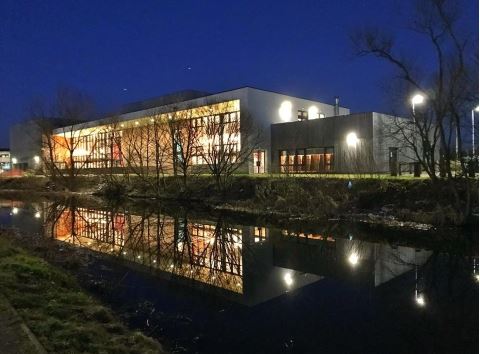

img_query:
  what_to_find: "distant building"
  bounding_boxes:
[0,148,10,172]
[9,118,78,171]
[10,120,44,170]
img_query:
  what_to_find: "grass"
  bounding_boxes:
[0,233,165,354]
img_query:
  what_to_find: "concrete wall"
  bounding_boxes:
[372,113,418,173]
[9,120,43,170]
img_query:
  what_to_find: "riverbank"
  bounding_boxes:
[0,229,166,354]
[0,175,477,228]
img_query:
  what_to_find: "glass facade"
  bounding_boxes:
[280,147,334,173]
[49,100,241,171]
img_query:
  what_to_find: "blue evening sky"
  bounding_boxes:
[0,0,477,147]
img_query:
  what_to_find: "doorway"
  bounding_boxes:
[253,150,265,174]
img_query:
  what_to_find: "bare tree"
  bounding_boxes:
[166,106,200,188]
[31,87,96,191]
[352,0,478,221]
[200,105,262,191]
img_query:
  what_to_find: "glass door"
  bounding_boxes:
[253,150,265,173]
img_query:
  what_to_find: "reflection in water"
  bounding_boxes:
[9,199,440,306]
[1,197,478,353]
[46,205,244,294]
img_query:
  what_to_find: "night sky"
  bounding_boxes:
[0,0,478,147]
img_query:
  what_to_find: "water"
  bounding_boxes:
[0,196,478,353]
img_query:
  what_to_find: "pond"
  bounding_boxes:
[0,196,478,354]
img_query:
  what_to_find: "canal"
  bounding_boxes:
[0,196,478,353]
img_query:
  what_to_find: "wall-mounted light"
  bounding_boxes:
[279,101,292,121]
[11,157,17,164]
[348,252,359,266]
[415,294,426,307]
[283,272,294,287]
[12,207,19,215]
[34,211,41,218]
[33,156,40,164]
[308,106,319,120]
[346,132,358,147]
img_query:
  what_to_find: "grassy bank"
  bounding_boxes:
[95,175,477,226]
[0,230,165,354]
[1,174,478,226]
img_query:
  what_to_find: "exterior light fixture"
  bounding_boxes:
[415,294,426,307]
[411,94,425,106]
[135,121,139,125]
[120,123,125,128]
[472,106,479,156]
[348,252,359,266]
[411,93,425,116]
[11,157,17,164]
[34,211,41,218]
[283,272,293,287]
[346,132,358,147]
[33,155,40,164]
[12,207,19,215]
[279,101,293,121]
[308,106,319,120]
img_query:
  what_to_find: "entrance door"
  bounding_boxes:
[253,150,265,173]
[389,147,398,176]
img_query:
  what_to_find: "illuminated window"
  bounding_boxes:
[297,110,308,121]
[279,147,334,173]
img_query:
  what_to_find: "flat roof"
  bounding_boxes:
[53,86,348,134]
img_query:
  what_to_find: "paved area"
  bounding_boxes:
[0,294,46,354]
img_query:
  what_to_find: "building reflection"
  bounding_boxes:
[46,205,244,294]
[2,199,441,307]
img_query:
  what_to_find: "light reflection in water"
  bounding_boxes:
[3,198,470,308]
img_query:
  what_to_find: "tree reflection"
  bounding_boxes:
[44,199,245,294]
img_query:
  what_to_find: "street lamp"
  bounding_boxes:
[411,94,425,116]
[472,106,479,156]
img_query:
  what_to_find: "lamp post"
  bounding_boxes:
[472,106,479,156]
[410,94,425,177]
[411,94,425,118]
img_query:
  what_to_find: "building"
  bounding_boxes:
[10,120,43,170]
[271,112,412,174]
[47,87,412,175]
[9,118,83,171]
[0,148,10,172]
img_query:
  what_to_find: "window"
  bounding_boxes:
[279,147,334,173]
[297,110,308,121]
